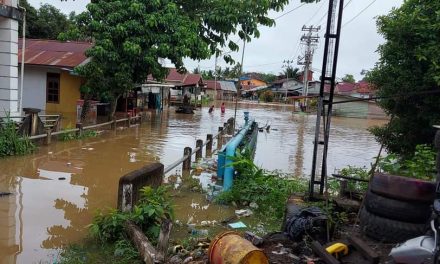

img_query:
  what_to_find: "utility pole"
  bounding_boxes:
[282,60,294,102]
[297,25,320,106]
[214,55,218,100]
[309,0,345,199]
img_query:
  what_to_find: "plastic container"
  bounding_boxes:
[208,231,269,264]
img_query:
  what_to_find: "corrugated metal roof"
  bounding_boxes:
[218,81,237,92]
[18,38,92,69]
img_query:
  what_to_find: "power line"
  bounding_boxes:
[274,3,307,20]
[306,0,328,25]
[342,0,377,28]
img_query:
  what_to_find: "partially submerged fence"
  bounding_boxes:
[117,117,235,210]
[26,115,143,145]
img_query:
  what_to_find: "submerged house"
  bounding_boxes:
[18,39,92,124]
[145,68,204,108]
[203,80,237,100]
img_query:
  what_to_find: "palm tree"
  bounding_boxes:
[281,66,300,80]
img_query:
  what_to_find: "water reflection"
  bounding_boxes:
[0,103,386,263]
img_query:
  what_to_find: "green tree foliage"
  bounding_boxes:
[19,1,71,39]
[280,66,300,80]
[67,0,304,117]
[342,74,355,83]
[367,0,440,155]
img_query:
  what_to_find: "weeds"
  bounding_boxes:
[59,128,98,141]
[327,165,369,195]
[0,115,35,157]
[216,151,307,219]
[59,239,142,264]
[377,144,436,181]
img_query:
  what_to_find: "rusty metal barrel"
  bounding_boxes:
[208,231,269,264]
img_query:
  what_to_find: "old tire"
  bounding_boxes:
[360,207,427,243]
[370,173,435,203]
[364,190,431,223]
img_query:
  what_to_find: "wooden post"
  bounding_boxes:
[217,127,223,150]
[340,180,348,197]
[206,134,213,157]
[227,118,234,135]
[76,123,83,137]
[45,129,52,145]
[183,147,192,171]
[196,139,203,160]
[156,219,173,262]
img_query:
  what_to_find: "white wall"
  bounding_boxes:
[18,66,61,112]
[0,16,19,116]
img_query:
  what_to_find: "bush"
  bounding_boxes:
[0,116,35,157]
[378,144,436,181]
[89,186,174,244]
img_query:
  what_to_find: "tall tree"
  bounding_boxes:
[281,66,300,80]
[367,0,440,156]
[21,3,71,39]
[72,0,300,117]
[342,74,355,83]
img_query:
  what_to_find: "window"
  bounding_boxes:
[47,73,60,103]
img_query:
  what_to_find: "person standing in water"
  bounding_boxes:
[208,105,214,113]
[221,102,225,114]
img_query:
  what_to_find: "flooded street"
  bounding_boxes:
[0,103,386,263]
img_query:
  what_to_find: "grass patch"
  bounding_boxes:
[0,115,35,157]
[59,239,142,264]
[59,129,98,141]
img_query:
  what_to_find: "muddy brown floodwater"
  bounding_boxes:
[0,102,387,263]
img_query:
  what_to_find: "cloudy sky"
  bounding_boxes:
[28,0,403,81]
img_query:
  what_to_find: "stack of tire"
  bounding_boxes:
[360,173,435,243]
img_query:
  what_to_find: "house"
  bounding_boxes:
[270,78,302,98]
[203,80,222,99]
[203,80,237,100]
[18,39,92,124]
[145,68,204,107]
[239,73,267,91]
[323,81,374,98]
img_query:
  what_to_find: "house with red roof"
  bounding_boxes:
[203,80,237,100]
[145,68,204,106]
[18,38,92,124]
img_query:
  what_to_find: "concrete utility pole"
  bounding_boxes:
[214,55,218,100]
[297,25,320,101]
[282,60,294,102]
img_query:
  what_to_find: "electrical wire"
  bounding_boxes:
[342,0,378,28]
[274,3,307,20]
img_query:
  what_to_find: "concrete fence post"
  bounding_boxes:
[76,123,83,137]
[117,163,164,212]
[217,127,223,150]
[45,129,52,146]
[183,147,192,171]
[206,134,213,157]
[196,139,203,161]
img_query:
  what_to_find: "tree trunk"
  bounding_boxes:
[109,94,121,121]
[80,93,93,124]
[124,220,157,264]
[156,219,172,262]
